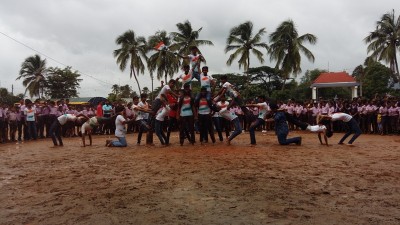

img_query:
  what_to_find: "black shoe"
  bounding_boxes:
[297,137,302,145]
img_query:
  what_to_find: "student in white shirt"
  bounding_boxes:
[49,112,88,147]
[106,106,134,147]
[154,96,170,146]
[177,86,197,146]
[319,112,361,146]
[131,95,153,145]
[175,65,194,90]
[306,116,333,146]
[218,107,243,145]
[151,79,178,117]
[245,96,270,146]
[81,116,112,147]
[216,75,252,118]
[175,46,205,80]
[24,100,37,140]
[212,96,229,142]
[195,87,216,144]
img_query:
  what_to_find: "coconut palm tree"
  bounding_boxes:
[114,30,148,93]
[147,31,181,84]
[111,84,120,95]
[269,19,317,90]
[16,54,48,98]
[169,20,213,55]
[364,9,400,82]
[225,21,269,72]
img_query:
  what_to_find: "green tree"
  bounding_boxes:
[114,30,148,93]
[119,84,132,98]
[111,84,120,95]
[142,87,150,95]
[16,54,48,98]
[45,67,82,99]
[362,62,392,98]
[246,66,283,96]
[147,31,181,83]
[170,20,214,55]
[225,21,268,72]
[352,65,366,96]
[300,69,327,85]
[364,9,400,82]
[0,88,21,106]
[269,19,317,90]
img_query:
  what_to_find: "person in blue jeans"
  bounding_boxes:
[245,96,270,146]
[319,112,362,146]
[153,94,170,146]
[269,103,302,145]
[218,108,242,145]
[106,106,134,147]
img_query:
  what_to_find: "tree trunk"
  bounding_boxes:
[131,68,141,93]
[394,55,400,83]
[151,74,154,101]
[281,78,287,91]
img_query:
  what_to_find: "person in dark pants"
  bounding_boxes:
[177,88,196,146]
[195,87,216,144]
[320,112,362,146]
[245,96,269,146]
[213,95,230,141]
[218,108,242,145]
[49,113,88,147]
[131,96,152,145]
[268,103,302,145]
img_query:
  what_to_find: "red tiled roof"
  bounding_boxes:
[313,72,356,84]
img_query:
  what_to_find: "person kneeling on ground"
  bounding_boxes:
[268,103,302,145]
[106,105,134,147]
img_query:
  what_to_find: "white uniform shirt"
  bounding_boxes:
[114,115,126,138]
[57,114,77,125]
[330,113,352,122]
[156,105,171,121]
[200,73,213,92]
[188,54,202,73]
[219,108,237,121]
[257,102,270,119]
[24,107,36,122]
[178,72,193,89]
[222,82,239,98]
[307,125,327,133]
[138,101,149,120]
[156,85,171,99]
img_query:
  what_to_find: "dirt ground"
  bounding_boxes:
[0,131,399,225]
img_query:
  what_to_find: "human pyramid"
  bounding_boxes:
[80,46,361,148]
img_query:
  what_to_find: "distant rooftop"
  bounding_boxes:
[311,72,359,88]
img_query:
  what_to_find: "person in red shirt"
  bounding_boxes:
[96,101,104,134]
[165,93,178,145]
[96,101,103,117]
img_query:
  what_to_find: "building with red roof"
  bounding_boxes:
[310,72,359,99]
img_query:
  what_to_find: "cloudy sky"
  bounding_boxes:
[0,0,398,98]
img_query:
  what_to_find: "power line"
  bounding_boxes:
[0,30,113,86]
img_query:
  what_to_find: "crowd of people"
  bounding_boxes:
[0,80,399,148]
[0,46,399,147]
